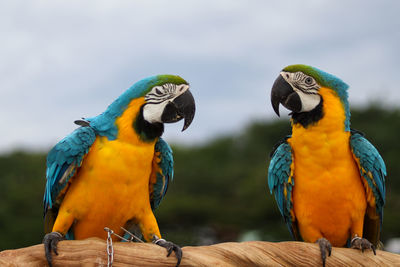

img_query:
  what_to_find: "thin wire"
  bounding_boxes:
[120,227,145,243]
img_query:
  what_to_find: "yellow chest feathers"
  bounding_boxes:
[288,87,355,172]
[72,97,157,194]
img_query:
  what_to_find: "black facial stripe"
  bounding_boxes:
[304,87,318,91]
[146,93,162,97]
[302,91,319,95]
[145,100,165,105]
[145,95,174,103]
[146,92,172,99]
[145,97,174,104]
[304,83,317,88]
[292,81,317,92]
[297,88,318,95]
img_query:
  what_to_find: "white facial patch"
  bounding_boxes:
[143,84,189,123]
[142,100,169,124]
[280,71,321,112]
[296,90,321,112]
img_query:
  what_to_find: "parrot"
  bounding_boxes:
[267,64,386,266]
[42,74,195,267]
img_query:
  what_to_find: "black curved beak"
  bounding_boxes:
[271,74,302,116]
[161,89,196,131]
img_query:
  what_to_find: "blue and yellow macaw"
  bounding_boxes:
[43,75,195,267]
[268,64,386,266]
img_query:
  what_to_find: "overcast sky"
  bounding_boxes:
[1,0,399,152]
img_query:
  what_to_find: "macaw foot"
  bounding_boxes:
[351,236,376,255]
[315,238,332,267]
[43,232,64,267]
[153,238,183,267]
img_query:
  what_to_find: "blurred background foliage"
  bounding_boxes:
[1,105,399,250]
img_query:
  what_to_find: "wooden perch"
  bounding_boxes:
[1,238,399,266]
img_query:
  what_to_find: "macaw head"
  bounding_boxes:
[87,74,195,140]
[139,75,195,131]
[270,64,350,129]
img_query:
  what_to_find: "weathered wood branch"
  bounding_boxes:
[1,238,399,266]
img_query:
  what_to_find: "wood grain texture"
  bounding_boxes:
[1,238,399,267]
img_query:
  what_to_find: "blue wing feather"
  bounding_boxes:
[150,137,174,210]
[268,140,298,240]
[43,126,96,214]
[350,131,386,224]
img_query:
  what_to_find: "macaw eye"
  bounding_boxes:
[305,77,313,85]
[155,88,162,95]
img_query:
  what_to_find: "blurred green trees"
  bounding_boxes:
[1,106,399,250]
[0,152,46,249]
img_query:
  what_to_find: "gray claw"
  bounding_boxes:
[154,238,182,267]
[43,232,64,267]
[351,236,376,255]
[316,238,332,267]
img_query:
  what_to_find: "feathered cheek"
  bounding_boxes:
[295,90,321,112]
[143,102,167,124]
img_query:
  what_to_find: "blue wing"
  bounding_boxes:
[150,137,174,210]
[43,126,96,216]
[350,130,386,244]
[268,139,299,240]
